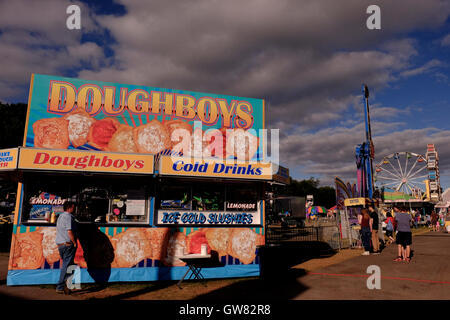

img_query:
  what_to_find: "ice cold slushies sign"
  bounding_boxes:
[157,210,261,226]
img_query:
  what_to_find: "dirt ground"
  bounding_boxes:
[0,226,441,300]
[70,248,363,300]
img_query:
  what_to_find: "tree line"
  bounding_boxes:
[272,177,336,209]
[0,102,27,149]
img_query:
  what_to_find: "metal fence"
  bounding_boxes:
[266,223,342,251]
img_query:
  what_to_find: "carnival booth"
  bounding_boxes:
[6,74,273,285]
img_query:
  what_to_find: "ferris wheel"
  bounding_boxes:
[374,152,428,198]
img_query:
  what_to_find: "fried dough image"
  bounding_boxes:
[40,228,60,265]
[256,233,265,247]
[205,128,227,159]
[163,231,187,267]
[111,228,152,268]
[164,120,192,147]
[9,231,45,270]
[134,119,171,154]
[32,117,70,149]
[186,230,211,255]
[183,128,210,158]
[87,117,120,150]
[227,228,258,265]
[63,110,96,147]
[107,124,138,153]
[144,227,170,261]
[205,228,231,256]
[74,240,87,268]
[226,129,259,161]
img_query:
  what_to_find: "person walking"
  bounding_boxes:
[358,208,372,255]
[368,205,380,254]
[393,207,413,263]
[385,212,395,245]
[55,201,78,294]
[431,210,438,232]
[426,214,431,228]
[414,211,420,229]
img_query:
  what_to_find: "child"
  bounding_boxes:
[385,212,395,245]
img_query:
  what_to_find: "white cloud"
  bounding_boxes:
[400,59,442,78]
[0,0,105,100]
[441,34,450,46]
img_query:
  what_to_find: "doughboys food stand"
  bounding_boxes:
[5,74,272,285]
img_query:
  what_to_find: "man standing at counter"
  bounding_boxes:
[55,201,78,294]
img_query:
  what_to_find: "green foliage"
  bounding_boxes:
[0,102,27,148]
[273,177,336,208]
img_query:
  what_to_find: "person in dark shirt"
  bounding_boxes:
[431,210,438,232]
[368,205,380,254]
[394,206,413,262]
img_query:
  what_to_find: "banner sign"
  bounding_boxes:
[0,148,19,170]
[18,148,154,174]
[25,74,265,161]
[158,155,272,180]
[28,192,65,221]
[344,197,371,206]
[156,209,261,226]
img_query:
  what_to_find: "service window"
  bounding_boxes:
[192,185,225,211]
[225,184,258,212]
[21,174,151,225]
[22,178,71,223]
[158,181,258,213]
[160,184,191,210]
[109,187,148,223]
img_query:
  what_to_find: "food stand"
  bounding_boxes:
[5,74,273,285]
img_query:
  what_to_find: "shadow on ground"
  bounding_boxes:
[81,241,339,300]
[0,239,339,300]
[192,241,338,300]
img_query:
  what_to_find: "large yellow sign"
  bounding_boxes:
[159,155,272,180]
[0,148,19,170]
[18,148,154,174]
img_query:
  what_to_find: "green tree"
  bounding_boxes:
[273,177,336,208]
[0,102,27,207]
[0,102,28,148]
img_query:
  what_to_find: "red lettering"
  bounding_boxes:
[135,160,144,169]
[62,157,75,166]
[88,155,100,167]
[33,152,50,164]
[113,159,124,168]
[101,156,112,167]
[49,156,62,165]
[125,160,135,171]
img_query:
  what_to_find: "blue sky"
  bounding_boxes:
[0,0,449,193]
